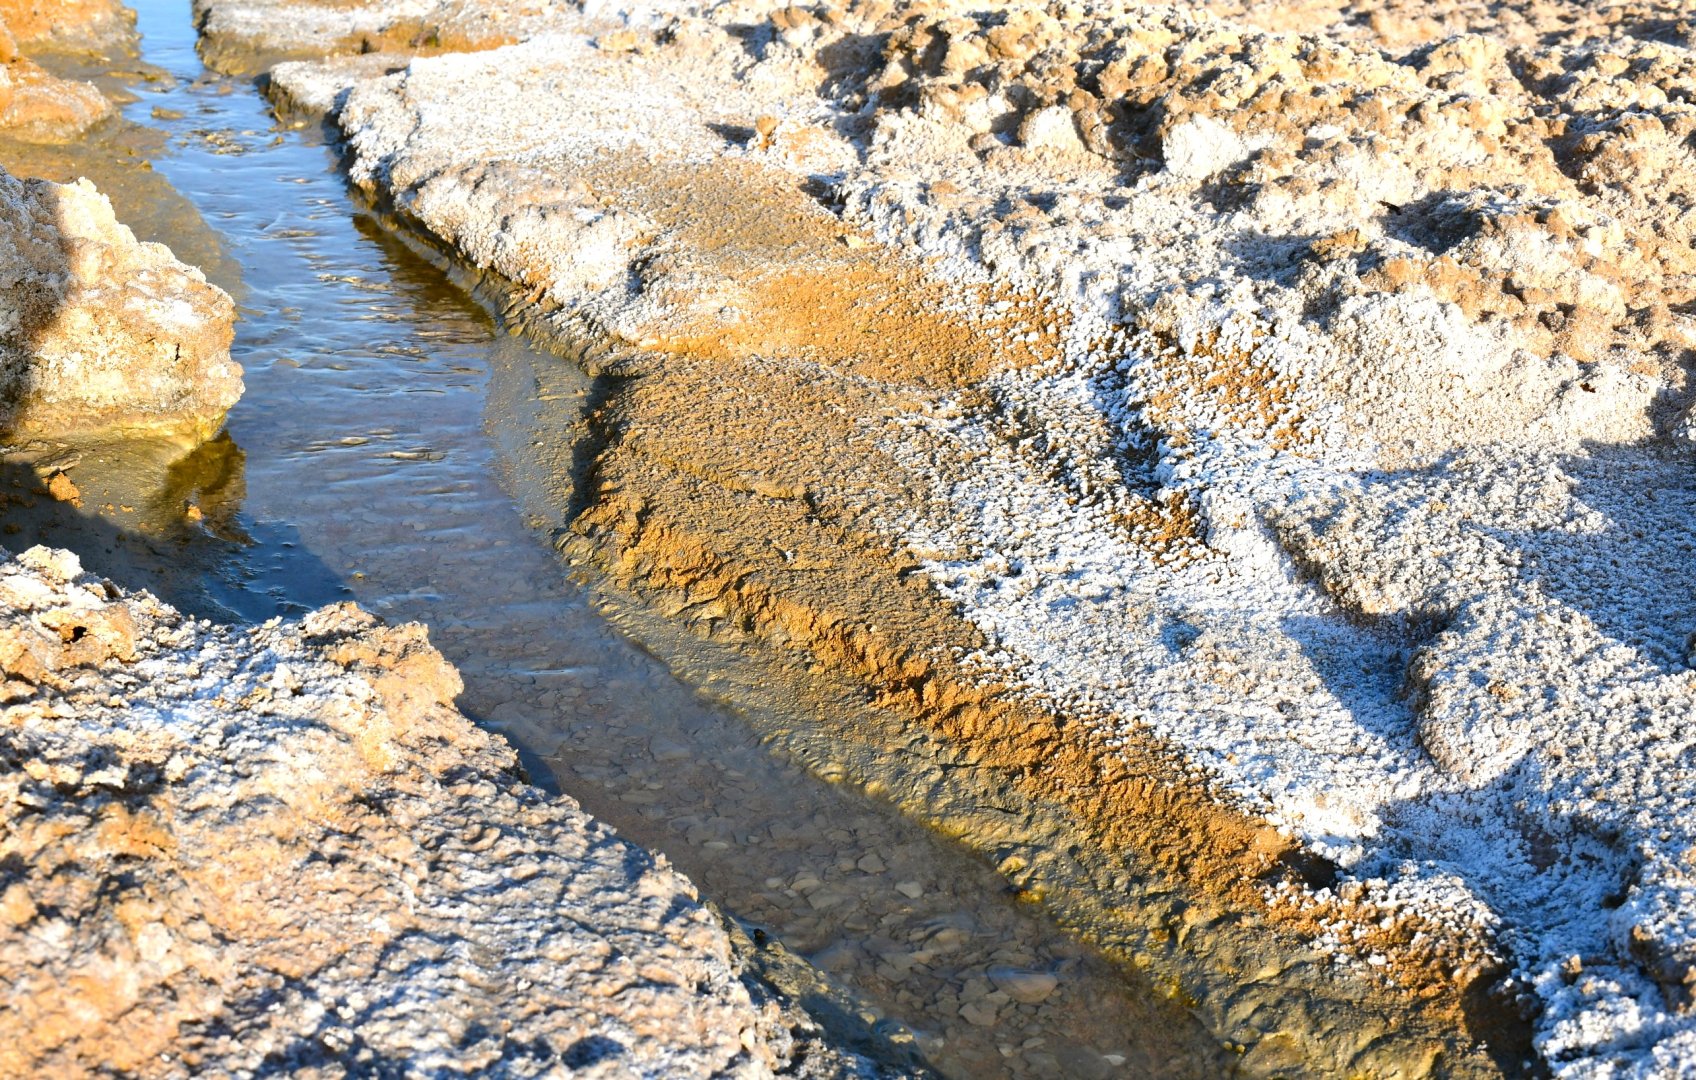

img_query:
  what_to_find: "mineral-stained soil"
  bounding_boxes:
[209,0,1696,1074]
[0,544,889,1078]
[0,167,241,448]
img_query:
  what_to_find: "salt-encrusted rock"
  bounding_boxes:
[0,59,110,143]
[195,0,587,73]
[0,168,241,446]
[0,544,797,1078]
[0,0,134,54]
[1676,402,1696,448]
[0,3,120,143]
[267,52,409,116]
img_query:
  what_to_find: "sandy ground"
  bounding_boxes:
[200,0,1696,1075]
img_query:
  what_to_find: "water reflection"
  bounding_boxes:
[143,432,246,540]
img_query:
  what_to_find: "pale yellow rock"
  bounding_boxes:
[0,169,241,447]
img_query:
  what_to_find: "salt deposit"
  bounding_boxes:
[0,0,126,141]
[0,543,895,1077]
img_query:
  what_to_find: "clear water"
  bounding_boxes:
[0,5,1236,1077]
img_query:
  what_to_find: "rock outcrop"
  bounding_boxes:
[0,0,129,143]
[0,0,133,54]
[194,0,574,73]
[0,544,830,1078]
[0,168,241,447]
[0,54,111,143]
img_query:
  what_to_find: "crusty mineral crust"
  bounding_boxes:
[0,545,791,1078]
[193,0,585,73]
[0,0,130,143]
[0,0,133,53]
[0,56,111,143]
[0,168,241,447]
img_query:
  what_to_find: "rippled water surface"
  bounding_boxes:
[1,4,1238,1076]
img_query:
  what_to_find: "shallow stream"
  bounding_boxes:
[3,3,1239,1076]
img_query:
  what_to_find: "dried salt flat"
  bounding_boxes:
[838,7,1696,1074]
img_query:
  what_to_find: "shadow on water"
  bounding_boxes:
[0,165,339,618]
[0,432,349,624]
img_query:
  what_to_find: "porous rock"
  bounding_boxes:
[0,0,133,53]
[0,0,129,142]
[0,544,789,1078]
[0,55,111,142]
[194,0,586,73]
[0,167,241,447]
